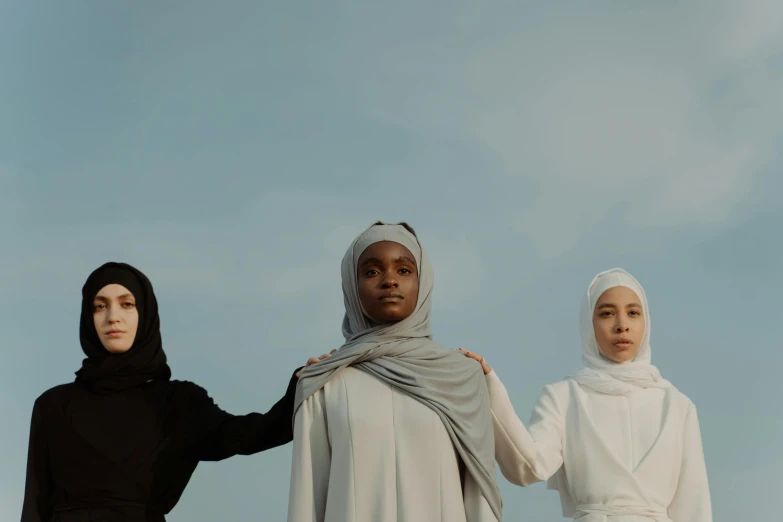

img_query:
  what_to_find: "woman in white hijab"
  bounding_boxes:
[462,268,712,522]
[288,222,501,522]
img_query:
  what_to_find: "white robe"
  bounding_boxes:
[288,367,498,522]
[487,371,712,522]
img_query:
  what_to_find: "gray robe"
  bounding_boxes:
[289,222,501,522]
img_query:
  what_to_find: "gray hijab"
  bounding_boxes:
[295,221,502,521]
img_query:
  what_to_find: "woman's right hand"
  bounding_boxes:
[459,348,492,375]
[296,349,337,377]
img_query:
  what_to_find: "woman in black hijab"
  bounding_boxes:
[21,262,318,522]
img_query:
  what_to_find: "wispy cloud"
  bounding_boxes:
[427,235,484,311]
[3,3,780,520]
[356,2,783,257]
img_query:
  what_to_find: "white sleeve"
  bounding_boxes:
[486,371,565,486]
[667,403,713,522]
[287,390,331,522]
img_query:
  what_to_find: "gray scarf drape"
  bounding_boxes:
[295,222,502,521]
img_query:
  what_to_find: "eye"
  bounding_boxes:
[363,269,379,277]
[629,310,641,316]
[599,310,613,317]
[398,268,412,275]
[122,301,136,309]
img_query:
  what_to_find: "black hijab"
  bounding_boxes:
[75,262,172,393]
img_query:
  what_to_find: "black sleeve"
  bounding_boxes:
[21,399,54,522]
[193,368,301,462]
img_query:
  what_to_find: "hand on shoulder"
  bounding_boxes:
[459,348,492,375]
[296,349,337,378]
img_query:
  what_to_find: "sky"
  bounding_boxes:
[2,1,781,520]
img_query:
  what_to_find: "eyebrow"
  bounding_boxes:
[596,302,642,309]
[359,256,417,267]
[94,294,135,301]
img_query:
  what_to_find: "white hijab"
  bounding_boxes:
[569,268,671,395]
[547,269,673,499]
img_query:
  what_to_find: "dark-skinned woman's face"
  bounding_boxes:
[357,241,419,324]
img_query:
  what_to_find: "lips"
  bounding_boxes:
[379,292,404,302]
[106,330,125,337]
[614,338,633,349]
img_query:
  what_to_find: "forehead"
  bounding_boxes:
[357,241,416,264]
[95,284,135,299]
[594,285,641,305]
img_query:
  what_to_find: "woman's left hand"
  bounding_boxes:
[459,348,492,375]
[296,349,337,378]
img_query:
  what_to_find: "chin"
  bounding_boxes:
[104,344,133,354]
[600,347,635,364]
[368,310,414,324]
[375,315,404,324]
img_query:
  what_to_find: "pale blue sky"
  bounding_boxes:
[2,1,781,520]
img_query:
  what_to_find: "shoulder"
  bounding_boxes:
[140,379,219,413]
[153,380,231,421]
[164,379,212,401]
[524,380,571,423]
[664,384,698,414]
[35,382,81,407]
[416,343,486,379]
[542,379,571,406]
[440,345,487,378]
[30,383,89,422]
[336,366,390,393]
[546,379,570,396]
[655,379,693,405]
[167,378,206,391]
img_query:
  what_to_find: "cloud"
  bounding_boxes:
[692,208,783,285]
[355,2,783,258]
[426,235,484,312]
[260,223,365,299]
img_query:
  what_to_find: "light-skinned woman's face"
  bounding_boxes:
[93,284,139,354]
[592,286,645,363]
[357,241,419,324]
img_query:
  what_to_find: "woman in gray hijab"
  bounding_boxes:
[288,222,502,522]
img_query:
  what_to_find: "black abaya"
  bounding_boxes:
[21,262,299,522]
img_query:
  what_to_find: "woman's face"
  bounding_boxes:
[592,286,645,363]
[357,241,419,324]
[93,284,139,354]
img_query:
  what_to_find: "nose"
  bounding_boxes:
[614,321,628,333]
[380,273,399,289]
[106,307,122,324]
